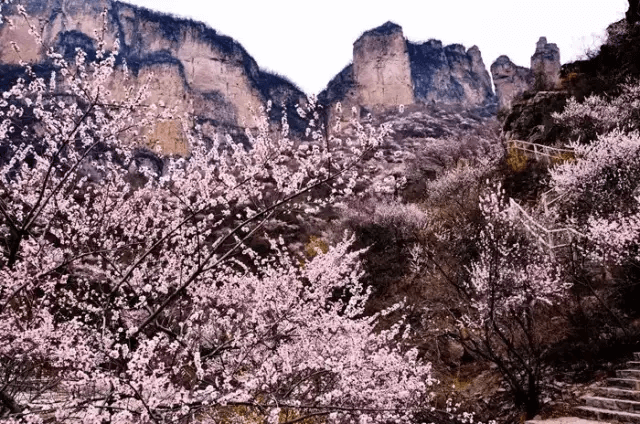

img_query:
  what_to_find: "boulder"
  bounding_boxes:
[441,338,465,367]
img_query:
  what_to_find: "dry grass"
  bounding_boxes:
[506,144,529,172]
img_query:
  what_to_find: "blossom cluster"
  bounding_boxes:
[0,20,430,424]
[551,81,640,265]
[466,186,568,323]
[552,80,640,141]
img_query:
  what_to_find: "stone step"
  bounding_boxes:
[527,418,610,424]
[576,406,640,422]
[593,386,640,401]
[628,361,640,369]
[618,369,640,379]
[584,396,640,412]
[608,378,640,390]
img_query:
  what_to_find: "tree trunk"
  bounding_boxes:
[6,227,23,270]
[525,373,541,419]
[627,0,639,24]
[513,375,541,419]
[0,390,22,415]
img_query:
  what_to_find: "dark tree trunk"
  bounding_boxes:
[513,374,541,420]
[525,373,541,419]
[6,228,23,270]
[0,390,22,415]
[628,0,640,24]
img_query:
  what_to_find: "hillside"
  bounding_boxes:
[2,1,640,424]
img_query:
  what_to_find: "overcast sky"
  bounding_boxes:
[123,0,628,94]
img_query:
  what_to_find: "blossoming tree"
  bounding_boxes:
[460,186,568,419]
[551,81,640,266]
[0,8,434,423]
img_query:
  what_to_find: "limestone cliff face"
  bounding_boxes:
[490,55,534,110]
[530,37,561,90]
[320,64,356,110]
[319,22,496,115]
[0,0,307,151]
[352,22,414,107]
[407,40,494,107]
[491,37,561,111]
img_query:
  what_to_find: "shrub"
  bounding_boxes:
[506,144,529,173]
[552,79,640,143]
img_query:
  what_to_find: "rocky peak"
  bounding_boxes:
[467,45,483,62]
[406,38,495,108]
[530,36,561,90]
[468,46,491,83]
[490,55,534,110]
[535,36,549,52]
[352,21,414,107]
[445,44,467,55]
[355,21,403,41]
[424,39,444,50]
[319,23,496,118]
[491,37,560,111]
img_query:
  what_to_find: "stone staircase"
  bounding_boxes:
[577,353,640,422]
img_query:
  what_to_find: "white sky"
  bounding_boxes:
[123,0,628,94]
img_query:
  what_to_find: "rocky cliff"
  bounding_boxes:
[531,37,561,90]
[319,22,497,116]
[490,56,534,111]
[407,40,494,108]
[491,37,560,110]
[0,0,307,152]
[352,22,414,107]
